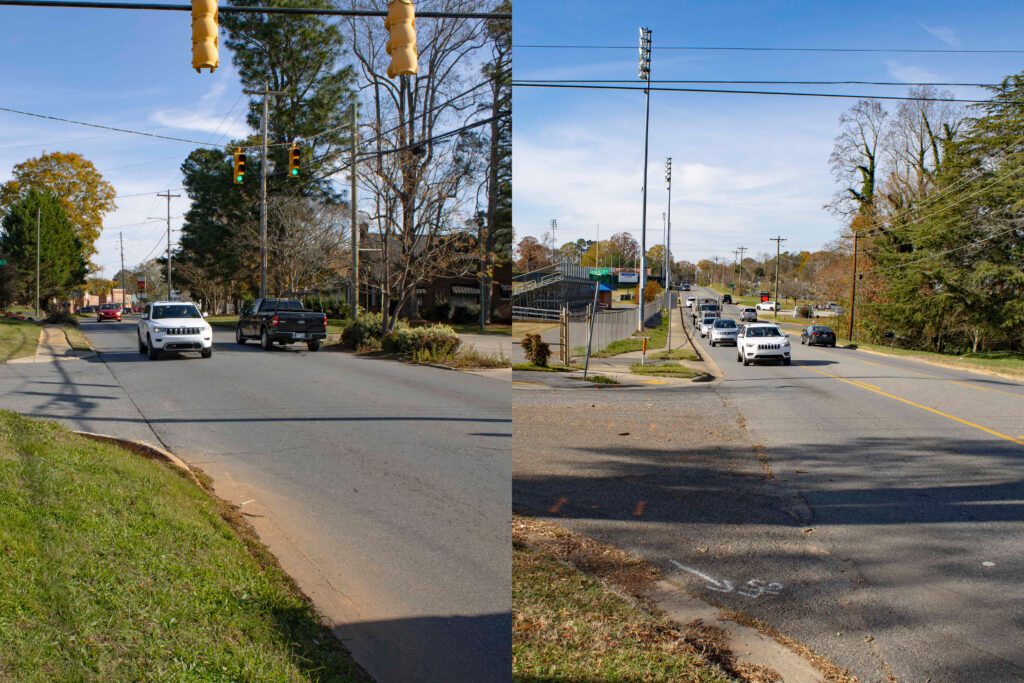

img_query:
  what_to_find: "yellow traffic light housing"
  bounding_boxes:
[385,0,417,79]
[287,145,301,177]
[191,0,219,73]
[233,148,246,185]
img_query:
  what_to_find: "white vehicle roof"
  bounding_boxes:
[149,300,198,307]
[744,322,781,328]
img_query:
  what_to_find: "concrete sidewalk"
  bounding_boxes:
[8,325,92,364]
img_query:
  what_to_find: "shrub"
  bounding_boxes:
[521,333,551,367]
[44,310,78,326]
[382,324,460,356]
[340,311,385,349]
[450,304,480,324]
[643,281,663,303]
[795,304,812,318]
[422,301,451,323]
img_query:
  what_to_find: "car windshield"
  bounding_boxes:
[746,326,783,337]
[99,304,118,310]
[702,317,716,324]
[714,320,736,328]
[152,304,201,320]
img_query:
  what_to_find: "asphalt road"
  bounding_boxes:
[514,288,1024,682]
[0,318,511,683]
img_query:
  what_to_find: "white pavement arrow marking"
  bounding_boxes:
[671,560,734,593]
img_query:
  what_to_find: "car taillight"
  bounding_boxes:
[812,332,820,336]
[271,314,279,327]
[323,315,328,328]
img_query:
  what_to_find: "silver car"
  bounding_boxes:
[709,318,739,346]
[739,307,757,322]
[699,315,719,337]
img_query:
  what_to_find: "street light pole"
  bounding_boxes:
[664,157,672,349]
[637,26,653,333]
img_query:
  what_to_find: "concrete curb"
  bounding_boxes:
[73,431,201,487]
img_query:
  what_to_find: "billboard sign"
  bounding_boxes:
[137,278,146,292]
[618,270,639,284]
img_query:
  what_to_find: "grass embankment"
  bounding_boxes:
[513,516,735,682]
[0,411,367,682]
[0,318,39,362]
[630,362,701,379]
[61,325,92,352]
[592,309,669,357]
[846,342,1024,377]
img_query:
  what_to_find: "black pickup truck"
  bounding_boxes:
[235,298,328,351]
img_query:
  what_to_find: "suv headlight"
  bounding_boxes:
[152,327,163,334]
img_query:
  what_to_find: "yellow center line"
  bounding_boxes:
[793,361,1024,447]
[825,350,1024,400]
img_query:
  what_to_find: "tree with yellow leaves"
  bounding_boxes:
[0,151,116,260]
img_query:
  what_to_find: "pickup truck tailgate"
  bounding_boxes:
[273,312,326,335]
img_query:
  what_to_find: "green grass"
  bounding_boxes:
[61,325,92,352]
[512,362,579,372]
[0,318,39,362]
[592,310,669,357]
[0,411,367,682]
[585,374,618,384]
[513,541,731,682]
[629,361,701,379]
[849,342,1024,377]
[425,321,511,336]
[412,345,511,369]
[650,348,699,361]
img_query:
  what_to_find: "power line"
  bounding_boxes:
[511,81,1010,104]
[513,43,1024,55]
[518,79,999,88]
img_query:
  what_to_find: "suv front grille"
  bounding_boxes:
[757,343,782,350]
[164,327,202,336]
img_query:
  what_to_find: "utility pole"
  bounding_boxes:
[736,246,747,294]
[664,157,673,348]
[849,231,860,342]
[770,236,786,320]
[245,83,284,298]
[637,26,652,332]
[35,207,40,319]
[350,101,359,320]
[157,190,179,299]
[120,232,126,312]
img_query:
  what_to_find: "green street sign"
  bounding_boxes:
[589,267,612,276]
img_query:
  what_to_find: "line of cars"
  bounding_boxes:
[685,293,837,366]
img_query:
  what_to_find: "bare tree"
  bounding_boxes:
[268,197,349,295]
[344,0,494,331]
[827,100,889,219]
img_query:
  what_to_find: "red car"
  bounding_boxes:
[97,303,122,322]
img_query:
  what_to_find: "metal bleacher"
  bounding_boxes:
[512,262,596,320]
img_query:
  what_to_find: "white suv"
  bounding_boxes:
[737,323,791,366]
[138,301,213,360]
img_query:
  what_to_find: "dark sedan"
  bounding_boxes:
[801,325,837,347]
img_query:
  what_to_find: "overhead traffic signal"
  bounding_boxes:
[233,148,246,184]
[191,0,219,73]
[384,0,417,79]
[288,145,301,177]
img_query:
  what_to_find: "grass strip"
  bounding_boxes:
[512,363,578,372]
[0,318,39,362]
[0,411,367,682]
[630,361,701,379]
[650,348,699,361]
[513,516,735,683]
[61,325,92,352]
[586,374,618,385]
[592,310,669,357]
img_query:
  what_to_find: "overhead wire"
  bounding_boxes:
[513,43,1024,55]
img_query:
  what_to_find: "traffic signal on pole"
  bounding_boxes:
[384,0,417,79]
[288,145,301,177]
[191,0,219,73]
[233,148,246,185]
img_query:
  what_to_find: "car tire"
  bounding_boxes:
[307,341,321,352]
[138,335,146,354]
[235,326,246,344]
[736,353,742,363]
[783,358,792,366]
[743,353,751,366]
[201,347,212,359]
[261,327,273,350]
[146,335,159,360]
[710,340,715,347]
[831,343,836,348]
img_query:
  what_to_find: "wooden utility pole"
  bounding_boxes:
[736,246,747,294]
[120,232,126,312]
[770,236,786,320]
[350,101,359,320]
[157,190,179,299]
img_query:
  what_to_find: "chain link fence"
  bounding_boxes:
[562,300,662,362]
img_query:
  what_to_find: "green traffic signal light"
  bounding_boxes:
[291,168,298,176]
[236,174,244,183]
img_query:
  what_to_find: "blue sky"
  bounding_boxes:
[0,3,249,276]
[512,1,1024,266]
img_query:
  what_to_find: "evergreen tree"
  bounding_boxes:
[0,190,87,309]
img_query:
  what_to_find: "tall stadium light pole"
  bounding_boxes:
[664,157,673,349]
[637,26,652,333]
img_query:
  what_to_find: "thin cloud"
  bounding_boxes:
[885,60,942,84]
[921,24,961,49]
